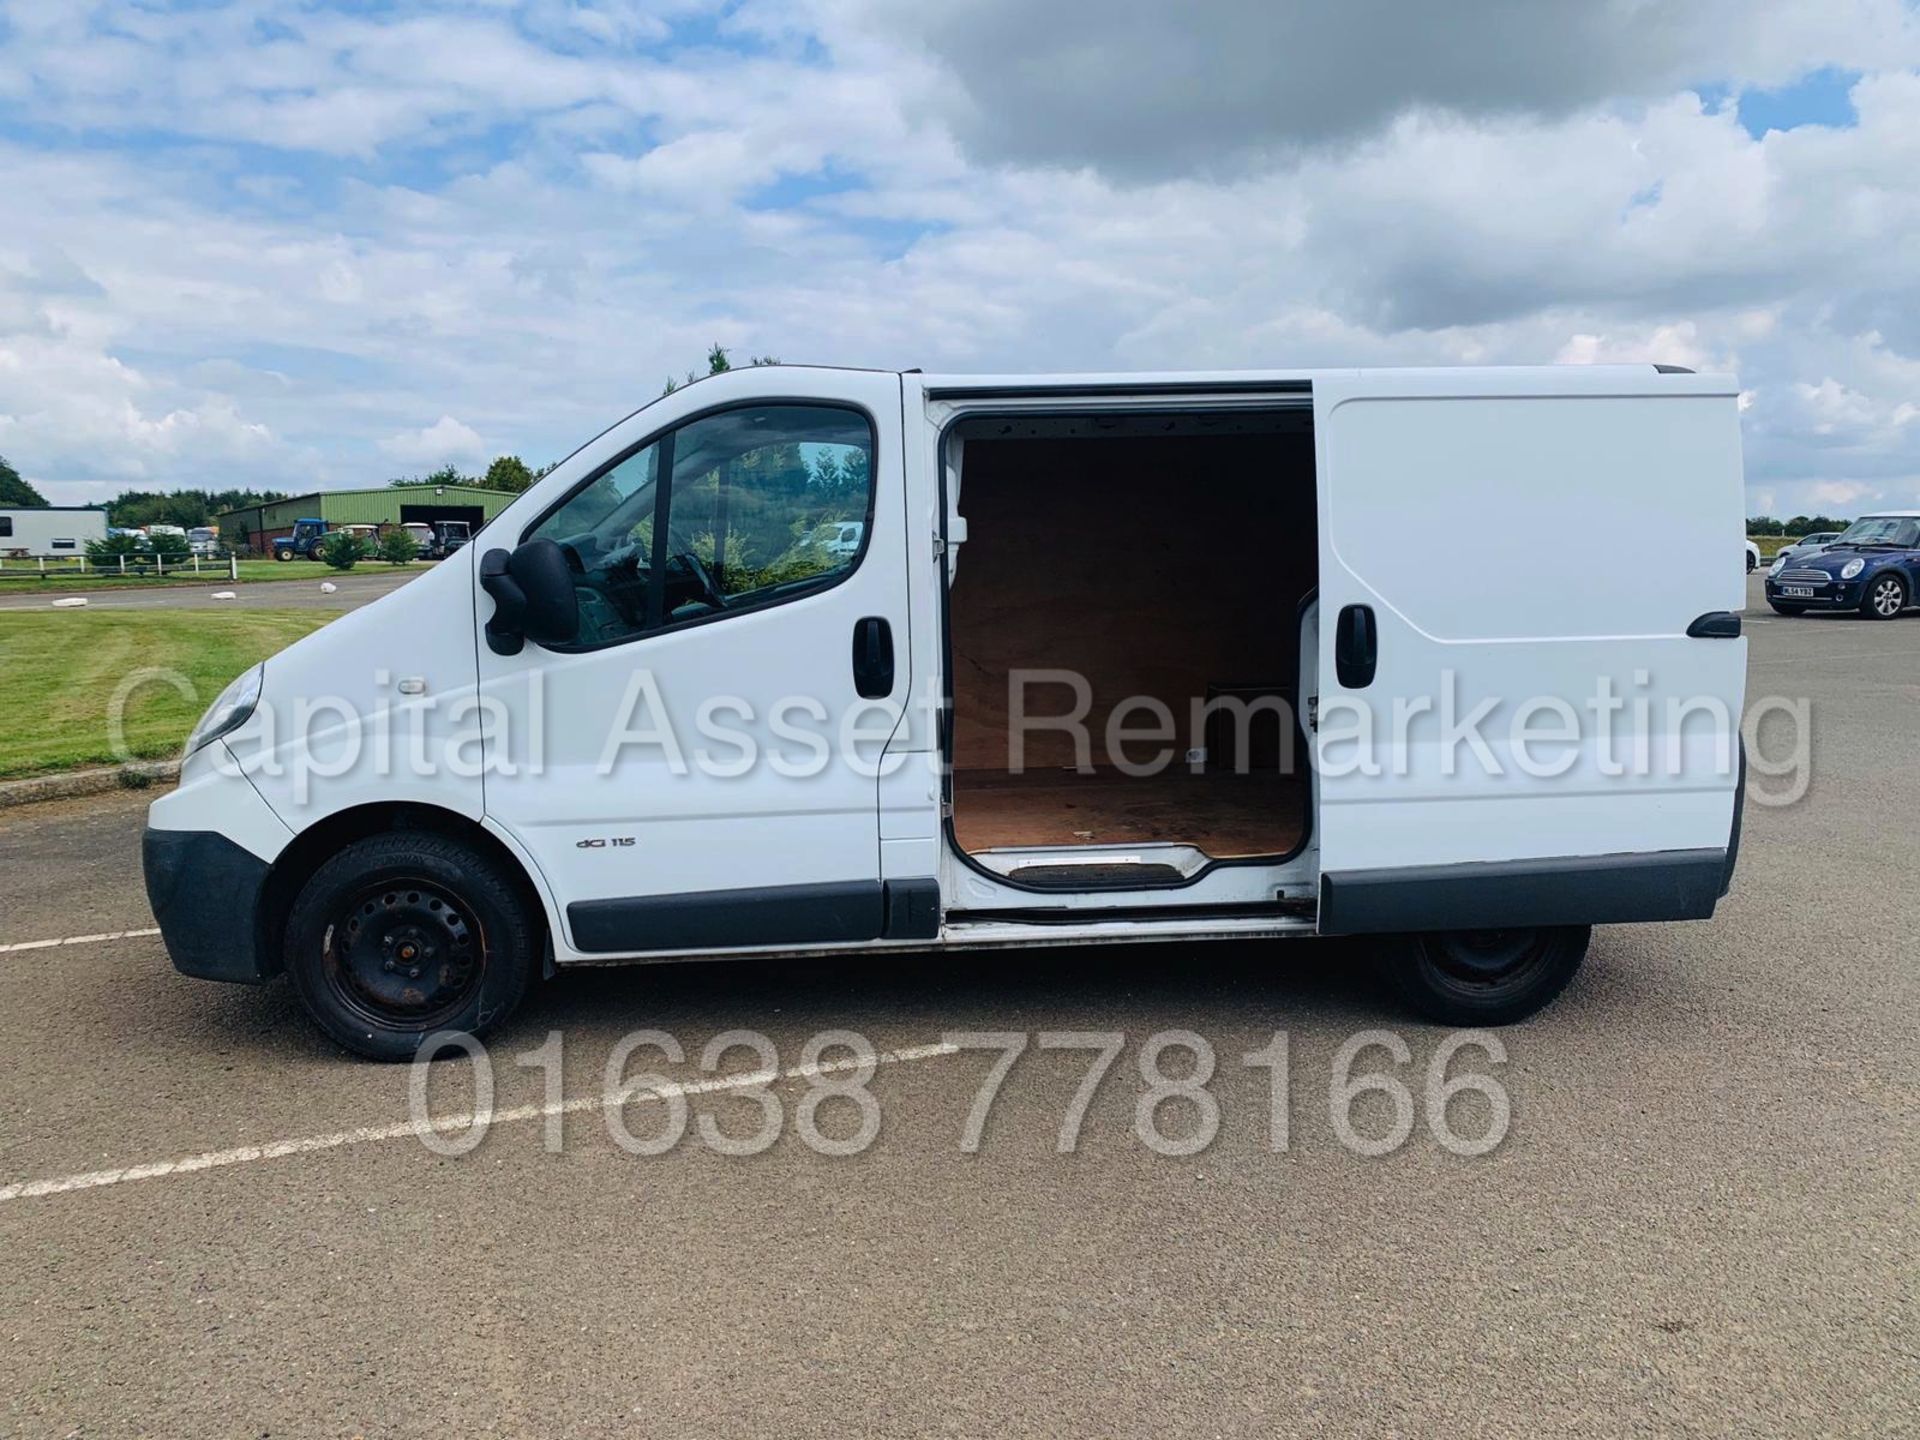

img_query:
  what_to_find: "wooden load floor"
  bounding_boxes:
[951,769,1307,860]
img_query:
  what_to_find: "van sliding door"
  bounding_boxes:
[1311,368,1748,933]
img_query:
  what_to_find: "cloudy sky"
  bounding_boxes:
[3,0,1919,516]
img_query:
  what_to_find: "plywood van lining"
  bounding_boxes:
[946,416,1317,871]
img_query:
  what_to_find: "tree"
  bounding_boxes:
[664,346,780,396]
[87,531,187,566]
[481,455,537,493]
[390,463,472,488]
[377,527,420,565]
[104,486,286,528]
[86,532,147,564]
[0,455,48,508]
[319,530,368,570]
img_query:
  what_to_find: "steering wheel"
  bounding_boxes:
[671,549,727,612]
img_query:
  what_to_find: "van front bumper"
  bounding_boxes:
[142,827,275,983]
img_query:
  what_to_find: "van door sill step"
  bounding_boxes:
[1002,862,1187,888]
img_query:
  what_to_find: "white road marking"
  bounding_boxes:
[0,927,161,954]
[0,1040,959,1203]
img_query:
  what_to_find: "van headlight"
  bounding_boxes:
[1840,559,1866,580]
[184,664,263,756]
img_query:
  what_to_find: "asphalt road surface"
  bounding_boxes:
[0,566,426,612]
[0,576,1913,1437]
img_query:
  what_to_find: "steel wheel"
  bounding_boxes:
[1388,925,1591,1025]
[1422,929,1558,1000]
[321,878,485,1030]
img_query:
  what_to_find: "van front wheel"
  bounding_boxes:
[284,832,537,1061]
[1387,925,1590,1026]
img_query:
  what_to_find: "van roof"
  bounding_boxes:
[651,362,1725,399]
[910,363,1723,398]
[549,364,1737,476]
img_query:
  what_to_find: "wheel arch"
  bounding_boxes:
[258,802,550,979]
[1860,565,1910,618]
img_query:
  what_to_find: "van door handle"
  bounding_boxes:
[1335,604,1377,689]
[852,616,894,698]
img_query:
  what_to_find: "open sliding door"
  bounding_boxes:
[1311,367,1748,934]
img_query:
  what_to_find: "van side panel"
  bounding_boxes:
[1312,372,1747,930]
[225,550,489,833]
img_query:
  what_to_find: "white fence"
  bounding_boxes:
[0,554,241,579]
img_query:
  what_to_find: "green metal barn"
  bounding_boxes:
[218,485,517,553]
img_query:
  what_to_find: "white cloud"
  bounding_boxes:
[0,321,279,497]
[1557,322,1724,372]
[1807,480,1876,507]
[0,1,1918,519]
[381,415,485,467]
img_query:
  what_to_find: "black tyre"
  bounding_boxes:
[274,549,291,562]
[1387,926,1590,1026]
[1746,552,1757,572]
[1861,571,1907,620]
[1768,601,1807,616]
[284,832,537,1061]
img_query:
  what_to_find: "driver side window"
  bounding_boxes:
[526,438,660,649]
[525,403,874,650]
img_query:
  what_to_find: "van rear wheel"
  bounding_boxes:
[284,832,537,1061]
[1387,925,1589,1026]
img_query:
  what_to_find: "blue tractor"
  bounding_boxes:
[272,518,330,561]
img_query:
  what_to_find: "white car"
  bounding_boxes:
[824,520,865,557]
[1772,531,1840,567]
[1745,539,1761,572]
[145,363,1748,1058]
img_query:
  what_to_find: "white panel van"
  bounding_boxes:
[143,366,1748,1058]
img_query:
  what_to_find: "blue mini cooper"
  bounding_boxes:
[1765,511,1920,619]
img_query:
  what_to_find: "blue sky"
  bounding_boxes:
[3,0,1920,519]
[1733,66,1863,135]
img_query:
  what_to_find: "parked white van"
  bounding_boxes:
[144,366,1749,1058]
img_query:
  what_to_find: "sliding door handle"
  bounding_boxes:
[1335,604,1377,689]
[852,616,895,698]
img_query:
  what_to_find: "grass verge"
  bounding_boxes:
[0,610,332,779]
[0,559,435,588]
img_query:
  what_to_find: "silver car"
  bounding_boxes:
[1773,531,1841,567]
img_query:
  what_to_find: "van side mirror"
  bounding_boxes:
[480,540,578,656]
